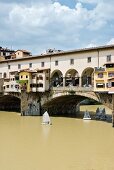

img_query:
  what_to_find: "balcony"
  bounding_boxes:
[94,67,105,72]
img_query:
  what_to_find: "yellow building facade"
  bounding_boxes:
[19,70,32,92]
[94,63,114,93]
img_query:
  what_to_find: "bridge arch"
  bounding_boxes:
[0,95,21,112]
[81,67,94,87]
[42,91,100,116]
[65,69,79,86]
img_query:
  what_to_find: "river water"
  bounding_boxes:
[0,105,114,170]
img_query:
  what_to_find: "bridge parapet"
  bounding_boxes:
[52,86,94,92]
[3,92,21,99]
[46,86,99,103]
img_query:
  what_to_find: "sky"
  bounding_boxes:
[0,0,114,55]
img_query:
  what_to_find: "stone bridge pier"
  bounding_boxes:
[21,91,41,116]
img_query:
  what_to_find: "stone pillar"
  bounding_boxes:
[79,77,82,87]
[112,94,114,127]
[21,90,28,116]
[63,77,65,87]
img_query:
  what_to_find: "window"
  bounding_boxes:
[3,52,6,56]
[39,76,43,80]
[55,60,58,66]
[3,72,7,78]
[39,70,43,73]
[98,73,103,78]
[108,72,114,77]
[11,85,13,88]
[32,75,36,79]
[87,57,91,63]
[6,85,9,88]
[38,83,43,87]
[26,75,28,78]
[112,82,114,87]
[70,59,74,65]
[46,77,49,80]
[31,84,36,88]
[18,64,21,69]
[29,63,32,68]
[8,65,10,69]
[30,83,36,88]
[15,85,19,88]
[41,62,44,67]
[21,75,23,79]
[107,55,111,62]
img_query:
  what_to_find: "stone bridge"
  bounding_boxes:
[41,87,112,108]
[41,87,113,123]
[0,86,113,120]
[1,86,113,109]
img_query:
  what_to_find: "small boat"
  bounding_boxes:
[83,110,91,120]
[42,111,52,125]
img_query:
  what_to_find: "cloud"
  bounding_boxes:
[1,1,89,53]
[86,43,96,48]
[107,38,114,45]
[0,0,114,54]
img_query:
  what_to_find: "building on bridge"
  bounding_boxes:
[0,44,114,94]
[18,68,50,92]
[3,71,20,94]
[94,63,114,94]
[3,68,50,93]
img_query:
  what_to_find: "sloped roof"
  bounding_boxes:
[16,50,31,53]
[19,69,37,73]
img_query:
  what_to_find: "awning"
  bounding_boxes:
[97,83,104,85]
[108,77,114,80]
[103,62,114,66]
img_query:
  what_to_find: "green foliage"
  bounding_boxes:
[17,80,28,84]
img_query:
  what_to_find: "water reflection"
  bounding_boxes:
[41,124,51,139]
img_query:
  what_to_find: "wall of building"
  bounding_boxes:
[0,48,113,79]
[50,51,99,77]
[99,49,114,67]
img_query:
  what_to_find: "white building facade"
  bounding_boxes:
[0,45,114,93]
